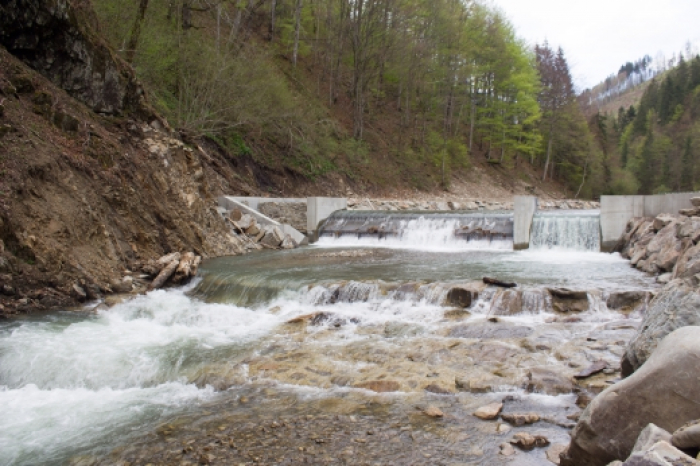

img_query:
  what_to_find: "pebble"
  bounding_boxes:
[499,443,516,456]
[424,406,444,418]
[473,402,503,420]
[501,412,540,426]
[510,432,550,450]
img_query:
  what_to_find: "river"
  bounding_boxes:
[0,212,657,465]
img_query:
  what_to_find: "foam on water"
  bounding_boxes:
[317,215,513,252]
[0,288,286,465]
[0,383,215,465]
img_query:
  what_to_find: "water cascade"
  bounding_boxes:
[317,210,514,249]
[530,210,601,251]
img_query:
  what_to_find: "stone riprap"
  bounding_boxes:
[347,198,599,212]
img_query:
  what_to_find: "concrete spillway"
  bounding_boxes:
[530,210,601,252]
[317,211,514,249]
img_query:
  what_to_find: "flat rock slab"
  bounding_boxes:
[353,381,400,393]
[574,360,609,380]
[448,322,533,339]
[473,403,503,420]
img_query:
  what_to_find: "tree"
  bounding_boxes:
[125,0,150,63]
[535,43,576,181]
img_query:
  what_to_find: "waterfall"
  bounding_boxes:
[530,210,601,251]
[316,211,514,250]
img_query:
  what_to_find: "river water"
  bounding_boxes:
[0,213,657,465]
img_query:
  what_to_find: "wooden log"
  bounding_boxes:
[172,252,196,283]
[149,259,179,290]
[483,277,517,288]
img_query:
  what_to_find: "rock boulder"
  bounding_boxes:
[560,327,700,466]
[622,281,700,375]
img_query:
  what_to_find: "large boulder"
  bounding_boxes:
[560,327,700,466]
[619,441,697,465]
[548,288,589,313]
[490,289,522,315]
[673,242,700,280]
[622,281,700,375]
[606,291,650,313]
[676,217,700,243]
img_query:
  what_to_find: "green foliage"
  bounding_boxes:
[609,168,640,194]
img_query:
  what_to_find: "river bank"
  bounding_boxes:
[561,201,700,465]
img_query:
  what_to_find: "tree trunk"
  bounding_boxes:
[125,0,150,63]
[542,126,553,181]
[269,0,277,40]
[182,0,192,30]
[469,94,476,154]
[293,0,303,67]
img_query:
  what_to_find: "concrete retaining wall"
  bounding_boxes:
[513,196,538,250]
[227,197,307,211]
[600,192,700,251]
[308,197,348,241]
[219,196,348,243]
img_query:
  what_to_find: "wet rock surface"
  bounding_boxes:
[86,386,574,466]
[562,327,700,466]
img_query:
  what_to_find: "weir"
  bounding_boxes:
[529,210,601,251]
[317,210,514,249]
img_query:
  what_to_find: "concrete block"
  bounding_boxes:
[308,197,347,241]
[513,196,538,250]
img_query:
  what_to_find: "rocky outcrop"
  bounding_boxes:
[614,209,700,375]
[622,280,700,375]
[0,0,151,117]
[560,327,700,466]
[0,43,255,317]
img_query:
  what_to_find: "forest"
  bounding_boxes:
[91,0,700,198]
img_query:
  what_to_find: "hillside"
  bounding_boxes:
[90,0,582,197]
[0,0,575,317]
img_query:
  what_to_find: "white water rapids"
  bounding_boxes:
[0,214,653,465]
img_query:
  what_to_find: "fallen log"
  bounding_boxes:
[149,259,179,290]
[483,277,517,288]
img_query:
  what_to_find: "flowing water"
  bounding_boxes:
[0,211,656,465]
[530,210,601,252]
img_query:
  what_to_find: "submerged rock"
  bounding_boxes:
[353,380,400,393]
[501,413,540,426]
[510,432,549,450]
[448,322,533,339]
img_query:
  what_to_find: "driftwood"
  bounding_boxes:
[172,252,196,283]
[149,259,179,290]
[156,252,181,267]
[483,277,517,288]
